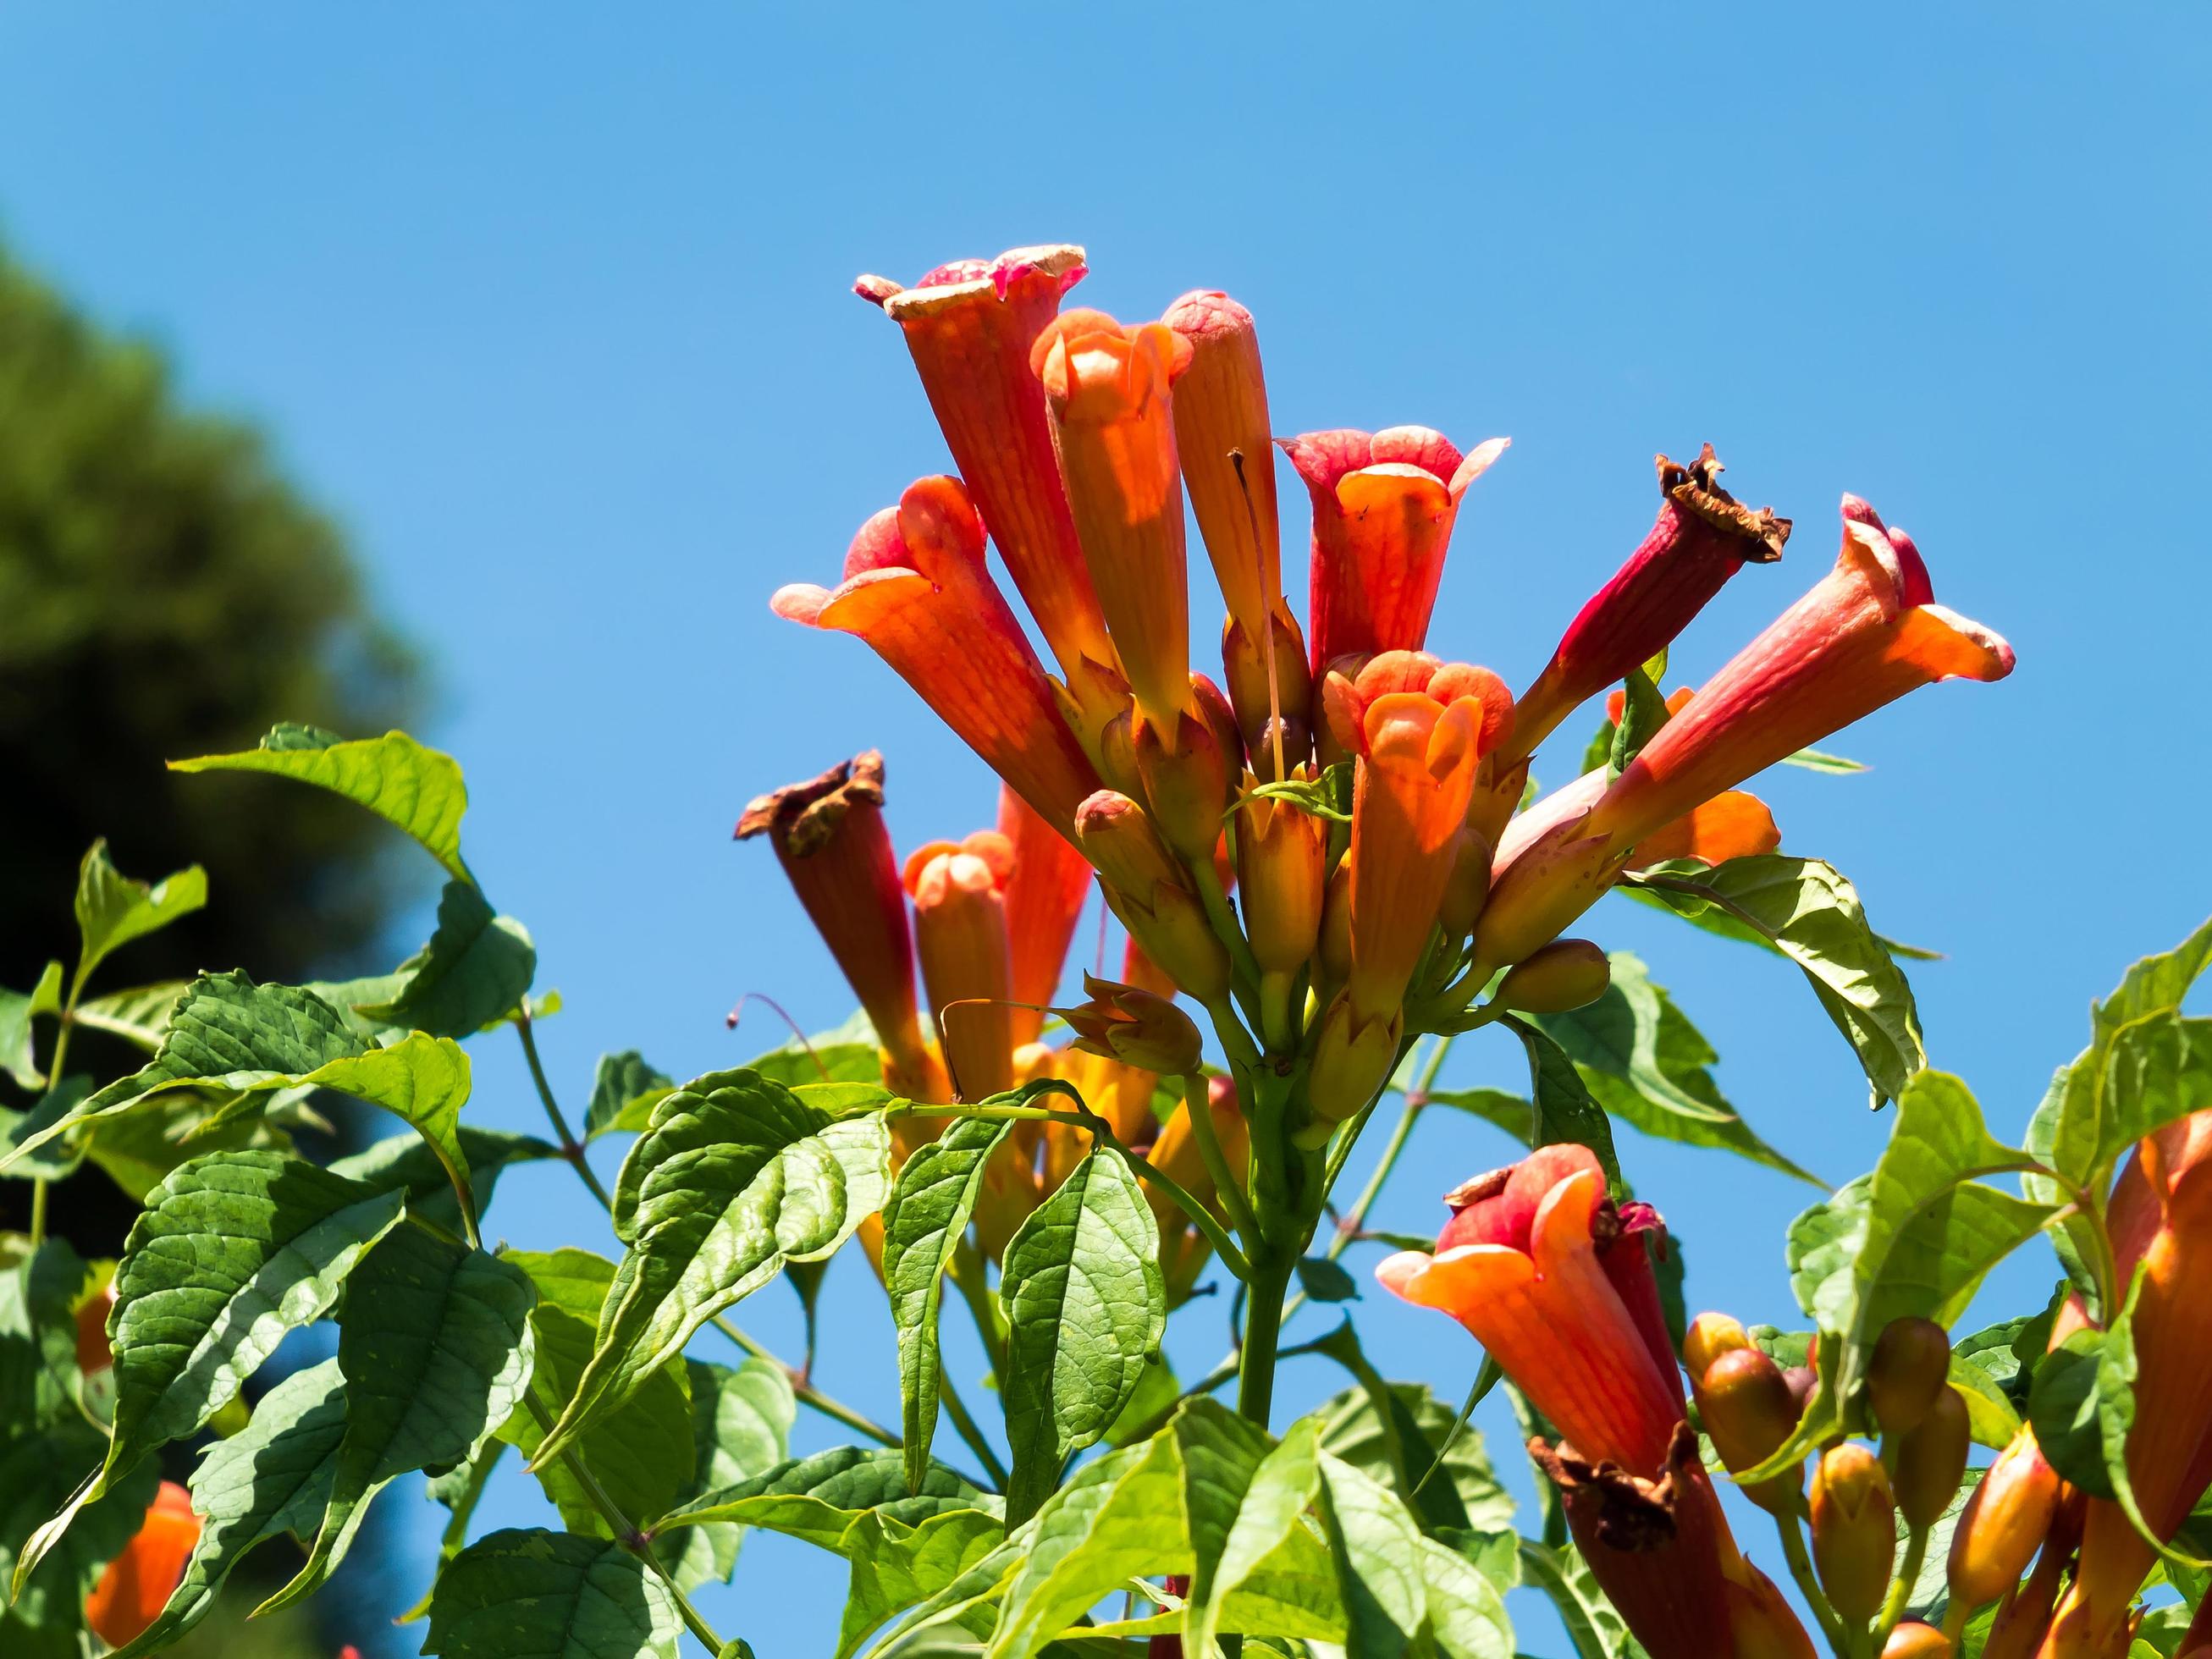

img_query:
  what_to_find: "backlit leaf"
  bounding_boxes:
[70,841,207,999]
[423,1528,680,1659]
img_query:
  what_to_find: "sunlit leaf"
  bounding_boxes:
[353,879,536,1037]
[71,841,207,1000]
[423,1528,680,1659]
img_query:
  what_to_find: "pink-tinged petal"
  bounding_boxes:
[997,785,1095,1046]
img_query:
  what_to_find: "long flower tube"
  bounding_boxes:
[902,833,1018,1105]
[1504,445,1790,766]
[736,751,948,1101]
[854,245,1128,738]
[771,475,1106,840]
[85,1481,199,1647]
[1473,501,2013,975]
[2038,1110,2212,1656]
[1379,1147,1812,1658]
[1034,308,1198,732]
[1282,425,1508,676]
[997,785,1096,1049]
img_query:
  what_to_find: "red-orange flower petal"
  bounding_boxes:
[996,785,1095,1048]
[773,477,1104,840]
[1161,289,1279,638]
[85,1480,199,1647]
[855,246,1122,702]
[903,835,1016,1103]
[1282,427,1508,672]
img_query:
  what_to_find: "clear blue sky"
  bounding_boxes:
[4,6,2208,1655]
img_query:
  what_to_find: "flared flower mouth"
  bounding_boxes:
[854,243,1089,317]
[1280,426,1509,503]
[736,749,886,857]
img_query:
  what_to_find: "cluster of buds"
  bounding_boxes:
[766,240,2013,1160]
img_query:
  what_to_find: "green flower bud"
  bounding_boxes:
[1490,938,1611,1014]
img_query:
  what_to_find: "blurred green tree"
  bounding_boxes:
[0,245,422,995]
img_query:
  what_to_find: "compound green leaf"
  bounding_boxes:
[423,1528,680,1659]
[102,1359,349,1658]
[537,1069,889,1466]
[1533,954,1821,1186]
[1000,1144,1165,1524]
[881,1115,1016,1491]
[172,725,471,879]
[263,1223,535,1610]
[70,841,207,1000]
[1414,1534,1514,1659]
[353,879,537,1037]
[1186,1413,1322,1656]
[1627,856,1927,1107]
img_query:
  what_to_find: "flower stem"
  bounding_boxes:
[1324,1036,1449,1262]
[521,1392,727,1653]
[516,1019,902,1451]
[1182,1074,1260,1244]
[1775,1508,1848,1653]
[1236,1249,1294,1428]
[1874,1522,1931,1651]
[28,1178,47,1248]
[936,1371,1010,1491]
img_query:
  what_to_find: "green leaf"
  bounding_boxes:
[537,1069,890,1465]
[1310,1382,1514,1535]
[423,1528,681,1659]
[172,725,472,879]
[0,962,63,1090]
[262,1223,535,1610]
[332,1124,559,1233]
[1625,856,1927,1107]
[882,1116,1017,1492]
[1499,1017,1621,1193]
[508,1245,620,1322]
[1411,1534,1514,1659]
[1532,953,1821,1186]
[100,1359,350,1659]
[1608,664,1670,778]
[743,1012,889,1089]
[1314,1452,1430,1656]
[670,1357,796,1592]
[1244,762,1355,825]
[80,1087,293,1201]
[58,980,183,1055]
[837,1507,1011,1659]
[504,1303,693,1539]
[2,1422,161,1650]
[1517,1539,1639,1659]
[1000,1144,1167,1524]
[656,1445,992,1544]
[585,1049,676,1139]
[353,879,537,1036]
[1295,1257,1360,1303]
[102,1151,406,1495]
[71,840,208,1000]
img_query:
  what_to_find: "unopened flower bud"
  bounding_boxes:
[1437,826,1492,940]
[1074,791,1231,1001]
[1811,1442,1897,1623]
[1946,1425,2060,1612]
[1892,1385,1970,1529]
[1682,1312,1752,1381]
[1784,1364,1818,1415]
[1868,1316,1952,1437]
[1223,609,1313,780]
[1694,1346,1803,1513]
[1317,862,1353,991]
[1097,703,1143,798]
[1490,939,1611,1015]
[1307,989,1400,1127]
[1235,783,1327,978]
[1469,815,1625,978]
[76,1284,115,1375]
[1882,1622,1952,1658]
[1134,703,1233,866]
[1062,973,1204,1076]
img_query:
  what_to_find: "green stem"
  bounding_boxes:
[1189,858,1263,995]
[1775,1509,1848,1653]
[1235,1250,1294,1428]
[521,1392,727,1653]
[516,1015,614,1210]
[518,1021,902,1451]
[936,1373,1009,1491]
[948,1239,1008,1376]
[1183,1075,1260,1244]
[28,1179,47,1248]
[1874,1523,1930,1650]
[1323,1036,1450,1262]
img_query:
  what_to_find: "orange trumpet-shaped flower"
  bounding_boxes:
[1281,426,1509,674]
[772,476,1105,839]
[737,752,947,1101]
[903,833,1018,1104]
[1034,308,1197,730]
[1507,447,1789,764]
[1073,791,1231,1003]
[85,1480,199,1647]
[996,785,1095,1048]
[2039,1110,2212,1656]
[854,246,1123,719]
[1161,289,1280,638]
[1381,1148,1808,1659]
[1476,503,2011,974]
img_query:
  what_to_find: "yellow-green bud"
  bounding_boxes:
[1868,1316,1953,1436]
[1489,939,1611,1015]
[1892,1385,1971,1529]
[1810,1442,1896,1623]
[1681,1311,1751,1381]
[1945,1425,2060,1611]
